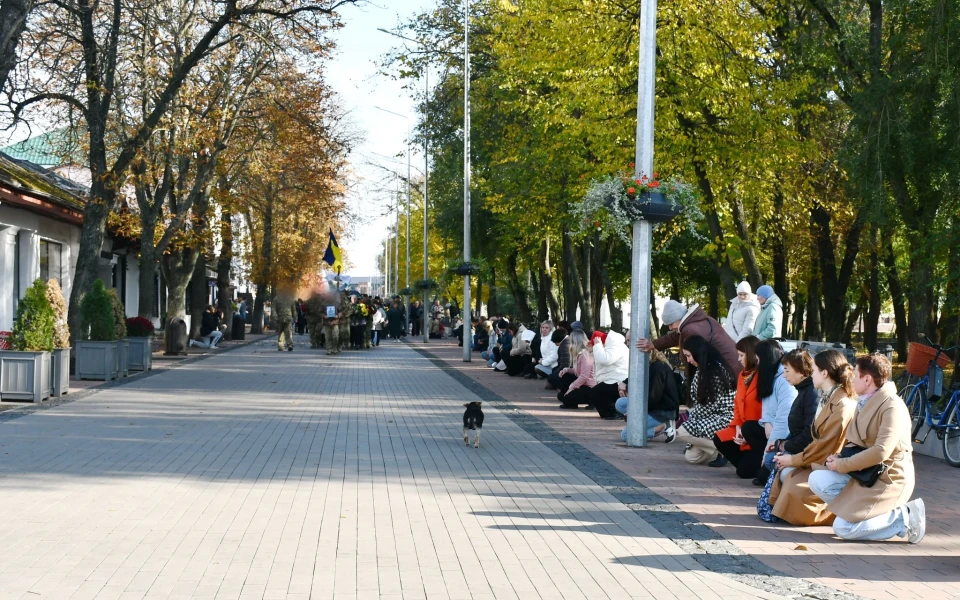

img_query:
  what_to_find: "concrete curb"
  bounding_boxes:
[410,344,864,600]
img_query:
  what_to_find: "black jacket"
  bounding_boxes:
[531,333,542,361]
[649,361,682,420]
[781,377,817,454]
[556,337,571,370]
[200,311,220,336]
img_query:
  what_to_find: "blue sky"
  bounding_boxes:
[330,0,436,276]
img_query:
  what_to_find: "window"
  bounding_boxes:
[39,239,63,286]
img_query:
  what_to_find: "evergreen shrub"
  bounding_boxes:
[108,289,128,339]
[79,280,116,341]
[10,279,55,352]
[46,279,71,349]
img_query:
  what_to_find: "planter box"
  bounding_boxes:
[117,339,130,378]
[127,337,153,371]
[629,191,683,223]
[75,341,118,381]
[0,350,51,402]
[50,348,70,396]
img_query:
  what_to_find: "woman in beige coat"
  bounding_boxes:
[808,354,925,543]
[768,350,856,525]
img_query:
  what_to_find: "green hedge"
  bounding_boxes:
[11,279,54,352]
[80,280,116,341]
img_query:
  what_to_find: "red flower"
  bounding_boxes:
[653,172,659,179]
[627,187,636,194]
[580,174,586,179]
[628,162,635,168]
[649,181,660,188]
[635,178,642,184]
[594,221,601,227]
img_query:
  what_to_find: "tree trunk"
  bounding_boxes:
[593,235,621,332]
[67,193,113,343]
[137,207,158,319]
[806,270,821,341]
[883,241,909,361]
[532,269,547,322]
[772,189,790,337]
[843,299,863,346]
[708,281,720,319]
[580,241,596,329]
[791,292,805,340]
[0,0,32,92]
[907,254,936,342]
[863,248,881,352]
[539,237,561,321]
[506,249,533,323]
[940,233,960,346]
[160,247,198,321]
[562,228,588,324]
[189,250,208,339]
[729,195,763,289]
[216,207,234,341]
[487,267,498,316]
[250,199,273,335]
[811,205,862,341]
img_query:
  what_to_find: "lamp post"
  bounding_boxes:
[462,0,472,362]
[376,27,435,344]
[625,0,659,448]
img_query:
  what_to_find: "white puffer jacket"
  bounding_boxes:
[540,330,559,368]
[592,331,629,384]
[722,295,761,341]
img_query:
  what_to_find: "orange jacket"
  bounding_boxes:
[714,370,761,449]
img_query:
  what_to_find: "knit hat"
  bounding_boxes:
[570,321,584,330]
[736,281,752,295]
[591,331,607,345]
[756,285,775,300]
[660,300,686,326]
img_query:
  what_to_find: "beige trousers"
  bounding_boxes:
[676,425,719,464]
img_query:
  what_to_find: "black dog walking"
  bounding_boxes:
[462,402,484,448]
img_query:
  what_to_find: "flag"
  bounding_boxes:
[323,229,343,274]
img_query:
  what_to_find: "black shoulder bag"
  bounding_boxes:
[839,445,886,487]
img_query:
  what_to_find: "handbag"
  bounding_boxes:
[840,445,886,487]
[756,467,781,523]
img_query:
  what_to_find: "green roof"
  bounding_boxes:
[0,151,87,210]
[1,128,82,168]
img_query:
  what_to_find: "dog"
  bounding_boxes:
[462,401,484,448]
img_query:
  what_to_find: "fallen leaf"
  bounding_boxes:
[794,545,808,551]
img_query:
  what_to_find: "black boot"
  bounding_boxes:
[752,466,771,486]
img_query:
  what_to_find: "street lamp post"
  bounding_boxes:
[422,67,430,345]
[462,0,472,362]
[625,0,659,448]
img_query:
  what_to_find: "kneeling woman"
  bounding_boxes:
[766,349,856,525]
[674,335,737,464]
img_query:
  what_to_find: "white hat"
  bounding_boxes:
[736,281,752,294]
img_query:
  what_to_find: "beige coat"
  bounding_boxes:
[768,387,856,525]
[828,382,915,523]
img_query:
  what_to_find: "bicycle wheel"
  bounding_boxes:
[907,384,927,441]
[941,399,960,468]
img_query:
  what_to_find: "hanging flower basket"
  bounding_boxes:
[451,262,481,276]
[399,287,415,297]
[415,279,439,290]
[575,171,696,244]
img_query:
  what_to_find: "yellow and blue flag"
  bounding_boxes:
[323,229,343,274]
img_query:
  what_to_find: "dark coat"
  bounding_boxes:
[556,337,571,370]
[200,312,220,336]
[781,378,817,454]
[649,360,681,422]
[652,306,741,377]
[387,307,405,337]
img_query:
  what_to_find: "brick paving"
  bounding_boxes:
[0,336,787,600]
[416,340,960,600]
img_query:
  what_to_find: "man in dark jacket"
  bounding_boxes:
[635,300,741,377]
[190,305,223,349]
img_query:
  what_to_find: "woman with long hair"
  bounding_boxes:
[764,349,857,525]
[674,335,737,464]
[748,339,798,485]
[558,329,596,408]
[712,336,765,476]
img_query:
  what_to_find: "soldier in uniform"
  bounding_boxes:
[322,302,340,354]
[274,288,296,351]
[338,291,352,351]
[362,295,374,349]
[304,294,326,349]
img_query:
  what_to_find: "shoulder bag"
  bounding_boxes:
[839,445,886,487]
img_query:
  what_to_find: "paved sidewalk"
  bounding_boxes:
[0,337,785,600]
[417,340,960,600]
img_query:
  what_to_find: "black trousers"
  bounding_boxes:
[504,354,527,376]
[590,382,621,418]
[713,420,767,478]
[560,385,593,407]
[550,372,577,395]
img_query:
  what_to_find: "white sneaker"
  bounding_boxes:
[189,340,197,347]
[905,498,925,544]
[664,422,677,444]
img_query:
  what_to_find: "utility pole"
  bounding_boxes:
[462,0,472,362]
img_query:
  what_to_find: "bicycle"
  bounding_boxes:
[900,337,960,467]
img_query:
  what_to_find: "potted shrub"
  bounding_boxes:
[75,279,118,381]
[0,279,54,402]
[46,279,71,396]
[108,289,129,377]
[125,316,155,371]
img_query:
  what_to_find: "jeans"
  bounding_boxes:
[193,330,223,348]
[808,470,908,541]
[615,397,665,441]
[535,364,553,377]
[372,330,380,345]
[481,350,496,367]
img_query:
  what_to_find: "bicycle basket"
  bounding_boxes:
[928,363,945,401]
[905,342,951,377]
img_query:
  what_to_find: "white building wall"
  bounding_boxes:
[0,204,82,331]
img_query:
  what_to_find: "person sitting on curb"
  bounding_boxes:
[635,300,741,378]
[766,349,857,526]
[674,335,736,464]
[614,349,679,443]
[808,353,925,543]
[559,330,596,409]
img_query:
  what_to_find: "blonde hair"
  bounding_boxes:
[569,329,589,358]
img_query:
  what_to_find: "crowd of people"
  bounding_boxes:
[468,282,926,545]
